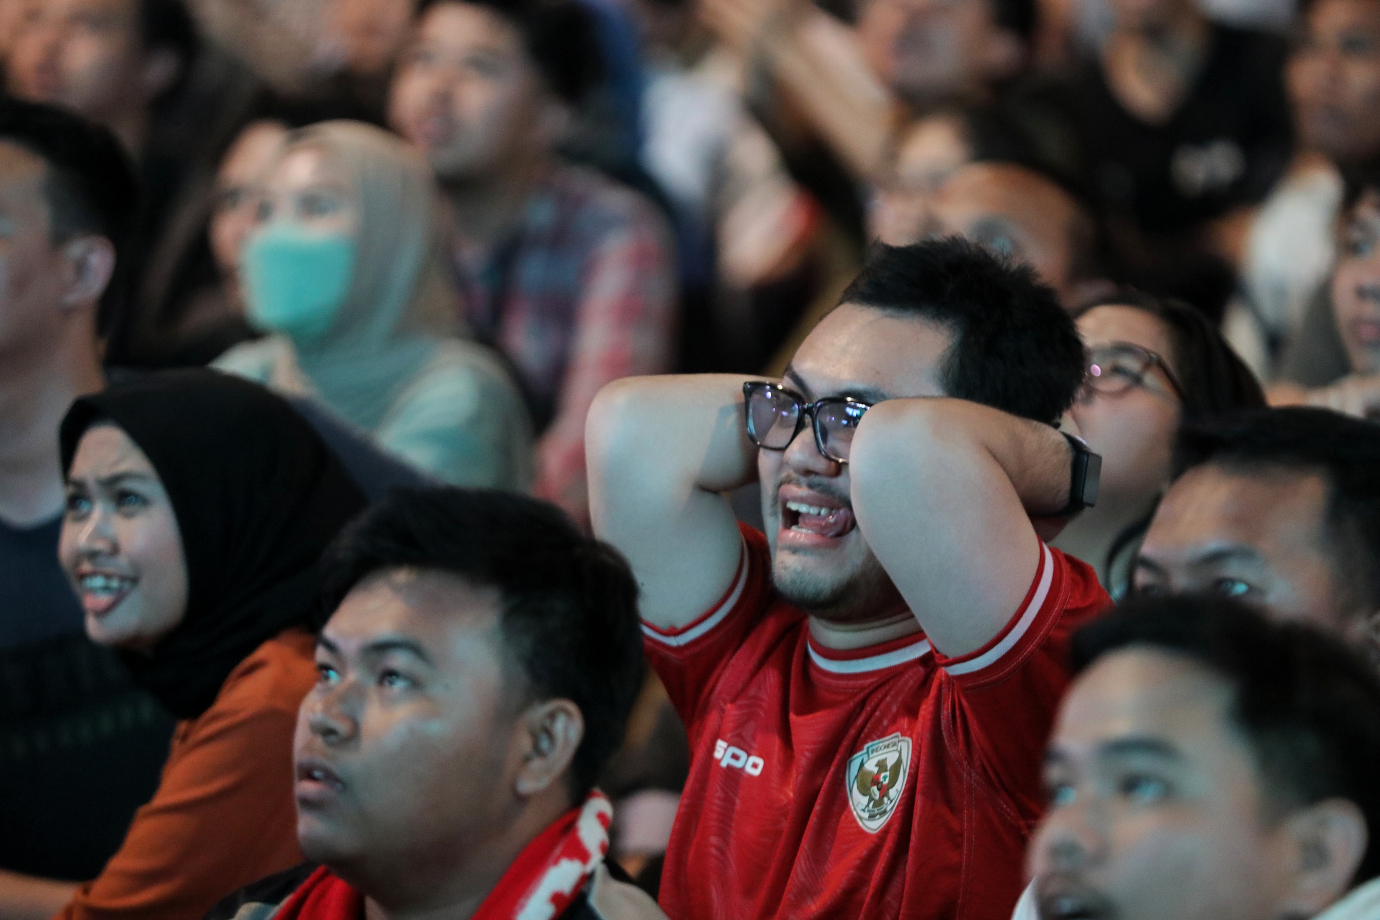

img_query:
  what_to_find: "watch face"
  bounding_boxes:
[1082,451,1102,508]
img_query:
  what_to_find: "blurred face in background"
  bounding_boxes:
[328,0,415,77]
[1070,305,1183,514]
[6,0,176,133]
[60,423,188,652]
[210,120,289,305]
[1332,188,1380,375]
[0,141,72,358]
[927,162,1086,305]
[1288,0,1380,165]
[389,1,559,183]
[855,0,1025,106]
[870,113,973,246]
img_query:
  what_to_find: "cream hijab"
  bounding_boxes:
[275,120,462,432]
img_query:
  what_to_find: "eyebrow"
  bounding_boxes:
[1098,736,1185,762]
[314,635,435,666]
[783,366,889,405]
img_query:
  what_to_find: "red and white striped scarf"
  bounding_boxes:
[273,792,614,920]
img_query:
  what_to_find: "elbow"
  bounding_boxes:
[585,377,656,477]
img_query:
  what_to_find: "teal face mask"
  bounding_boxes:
[242,224,357,344]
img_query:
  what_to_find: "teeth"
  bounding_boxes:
[80,574,133,595]
[786,501,836,517]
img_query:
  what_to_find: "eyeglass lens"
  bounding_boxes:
[815,400,868,460]
[747,386,803,449]
[1086,347,1154,395]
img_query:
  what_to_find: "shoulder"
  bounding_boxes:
[543,166,672,239]
[397,342,528,417]
[208,628,318,724]
[203,864,318,920]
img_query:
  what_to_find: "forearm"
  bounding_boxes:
[587,375,761,628]
[850,399,1073,656]
[1269,375,1380,418]
[0,870,76,920]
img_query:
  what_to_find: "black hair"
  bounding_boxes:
[838,238,1085,423]
[417,0,605,107]
[1173,408,1380,611]
[138,0,200,104]
[320,488,644,802]
[0,99,140,338]
[1076,289,1267,422]
[991,0,1038,42]
[1341,157,1380,211]
[1072,595,1380,885]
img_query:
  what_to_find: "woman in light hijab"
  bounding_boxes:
[214,120,532,489]
[30,370,368,920]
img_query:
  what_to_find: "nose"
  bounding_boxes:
[305,679,360,747]
[1033,800,1106,875]
[75,503,118,557]
[781,412,844,478]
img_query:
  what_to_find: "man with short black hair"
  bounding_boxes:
[209,488,667,920]
[388,0,676,525]
[1135,407,1380,665]
[587,238,1109,919]
[1027,594,1380,920]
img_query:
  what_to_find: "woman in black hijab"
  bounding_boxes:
[37,369,366,920]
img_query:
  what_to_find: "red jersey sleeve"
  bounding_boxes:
[931,545,1110,819]
[642,523,775,728]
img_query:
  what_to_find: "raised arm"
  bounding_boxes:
[587,376,760,630]
[849,398,1075,658]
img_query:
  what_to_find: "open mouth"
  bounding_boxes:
[783,499,857,539]
[295,759,347,804]
[1036,880,1116,920]
[76,572,137,618]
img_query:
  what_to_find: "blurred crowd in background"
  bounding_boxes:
[3,0,1380,918]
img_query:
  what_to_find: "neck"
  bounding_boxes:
[445,155,549,255]
[360,793,571,920]
[0,325,105,527]
[809,606,921,652]
[1052,493,1156,587]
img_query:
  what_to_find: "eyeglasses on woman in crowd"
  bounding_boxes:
[1083,343,1185,402]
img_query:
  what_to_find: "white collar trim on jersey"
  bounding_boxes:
[807,637,934,674]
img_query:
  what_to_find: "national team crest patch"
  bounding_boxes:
[845,733,911,833]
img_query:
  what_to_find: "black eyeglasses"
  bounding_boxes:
[1084,343,1185,402]
[743,381,872,464]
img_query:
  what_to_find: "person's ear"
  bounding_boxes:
[140,49,182,102]
[980,30,1027,82]
[513,698,584,798]
[58,236,116,314]
[1273,798,1368,918]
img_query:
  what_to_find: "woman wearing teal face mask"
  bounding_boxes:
[213,121,533,489]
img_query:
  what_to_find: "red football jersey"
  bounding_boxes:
[644,524,1109,920]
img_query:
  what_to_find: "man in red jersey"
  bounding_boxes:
[587,237,1111,920]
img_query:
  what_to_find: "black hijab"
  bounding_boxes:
[60,370,368,720]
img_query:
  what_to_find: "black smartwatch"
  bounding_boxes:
[1056,432,1101,517]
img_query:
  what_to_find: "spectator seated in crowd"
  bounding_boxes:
[1231,0,1380,383]
[388,0,676,523]
[1076,0,1292,315]
[1272,161,1380,417]
[213,120,534,490]
[587,239,1110,920]
[205,488,666,920]
[1136,407,1380,668]
[1054,290,1265,594]
[0,369,367,920]
[0,97,431,898]
[1023,595,1380,920]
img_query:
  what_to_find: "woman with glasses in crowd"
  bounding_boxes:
[1053,290,1267,595]
[23,370,368,920]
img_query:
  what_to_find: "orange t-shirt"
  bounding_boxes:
[54,627,317,920]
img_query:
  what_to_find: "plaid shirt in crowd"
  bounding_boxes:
[453,165,677,524]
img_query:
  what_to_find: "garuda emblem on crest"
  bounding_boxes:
[845,733,912,833]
